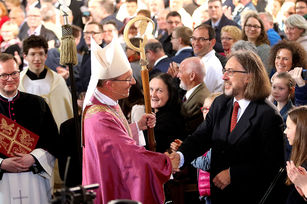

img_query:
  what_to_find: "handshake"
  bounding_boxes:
[165,139,183,173]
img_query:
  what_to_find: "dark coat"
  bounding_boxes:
[154,57,173,73]
[204,14,240,53]
[179,94,285,204]
[171,48,194,64]
[18,24,60,47]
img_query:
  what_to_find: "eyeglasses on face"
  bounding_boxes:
[222,68,248,76]
[111,77,134,82]
[245,24,261,29]
[190,36,210,42]
[83,31,101,35]
[221,37,233,41]
[0,71,20,80]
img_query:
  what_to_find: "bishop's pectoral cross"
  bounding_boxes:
[12,190,28,204]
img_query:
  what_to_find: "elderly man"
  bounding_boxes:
[82,38,172,204]
[169,50,285,203]
[0,53,59,203]
[145,39,173,74]
[178,57,210,135]
[259,12,281,46]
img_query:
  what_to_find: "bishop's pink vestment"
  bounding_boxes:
[82,96,172,204]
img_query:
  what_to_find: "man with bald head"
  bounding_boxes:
[178,57,210,135]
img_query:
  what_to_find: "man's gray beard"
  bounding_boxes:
[179,81,187,90]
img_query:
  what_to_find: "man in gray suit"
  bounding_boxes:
[178,57,210,135]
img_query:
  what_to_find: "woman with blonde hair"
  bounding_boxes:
[221,25,242,56]
[0,20,21,56]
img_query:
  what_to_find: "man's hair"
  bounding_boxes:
[127,0,137,3]
[208,0,222,5]
[103,20,118,30]
[174,26,192,45]
[85,21,104,32]
[258,12,273,23]
[229,50,271,101]
[145,41,164,53]
[296,0,307,5]
[221,25,242,42]
[72,25,82,38]
[242,13,270,46]
[0,53,15,63]
[100,0,115,15]
[194,23,216,40]
[231,40,257,53]
[137,9,151,18]
[166,11,181,20]
[22,35,48,55]
[269,40,307,70]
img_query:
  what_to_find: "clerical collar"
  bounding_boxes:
[0,91,19,102]
[94,88,117,106]
[26,68,48,80]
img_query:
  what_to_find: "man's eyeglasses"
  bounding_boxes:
[222,68,248,76]
[111,78,134,82]
[190,36,210,43]
[245,24,261,29]
[0,71,20,80]
[83,31,101,35]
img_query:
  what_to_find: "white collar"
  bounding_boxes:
[233,98,250,121]
[154,55,168,67]
[0,91,18,101]
[185,83,201,100]
[94,88,117,106]
[201,49,215,61]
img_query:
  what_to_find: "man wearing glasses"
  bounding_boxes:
[82,38,172,204]
[191,24,224,93]
[0,53,60,203]
[77,21,104,93]
[169,50,285,203]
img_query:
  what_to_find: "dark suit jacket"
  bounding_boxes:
[179,94,285,204]
[181,82,210,135]
[204,14,240,53]
[159,33,176,57]
[154,56,173,73]
[171,48,194,64]
[18,24,60,47]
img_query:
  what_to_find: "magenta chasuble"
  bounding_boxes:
[82,96,172,204]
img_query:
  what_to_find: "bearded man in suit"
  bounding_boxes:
[169,50,285,204]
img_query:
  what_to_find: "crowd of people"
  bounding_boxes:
[0,0,307,203]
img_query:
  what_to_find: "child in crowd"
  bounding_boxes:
[271,72,295,160]
[284,106,307,203]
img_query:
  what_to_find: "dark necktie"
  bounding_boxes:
[230,101,240,132]
[182,96,187,103]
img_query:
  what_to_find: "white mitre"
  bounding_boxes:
[83,37,132,109]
